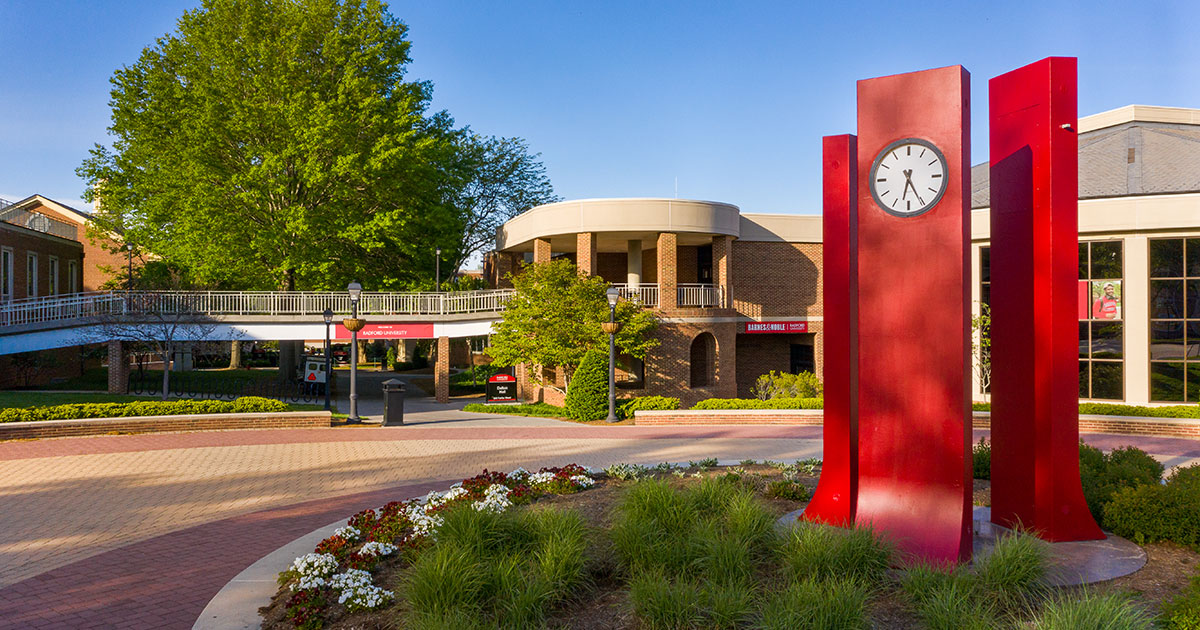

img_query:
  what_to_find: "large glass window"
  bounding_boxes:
[1,248,12,300]
[1149,238,1200,401]
[1079,241,1124,400]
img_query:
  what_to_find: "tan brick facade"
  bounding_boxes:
[730,241,823,320]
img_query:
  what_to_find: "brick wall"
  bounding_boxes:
[731,241,822,319]
[597,253,626,284]
[676,245,699,284]
[734,332,816,397]
[0,223,85,299]
[0,411,332,441]
[645,320,739,407]
[0,346,85,389]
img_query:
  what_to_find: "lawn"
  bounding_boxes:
[29,366,287,392]
[0,391,327,413]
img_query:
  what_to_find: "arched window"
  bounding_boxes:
[690,332,716,388]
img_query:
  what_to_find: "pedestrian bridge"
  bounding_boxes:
[0,283,722,354]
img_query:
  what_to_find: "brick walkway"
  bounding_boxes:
[0,414,1195,630]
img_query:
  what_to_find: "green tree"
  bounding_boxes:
[78,0,548,291]
[487,259,658,392]
[972,302,992,400]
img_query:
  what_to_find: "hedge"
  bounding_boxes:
[1104,463,1200,550]
[462,402,569,419]
[0,396,291,423]
[972,401,1200,418]
[618,396,680,420]
[690,397,823,410]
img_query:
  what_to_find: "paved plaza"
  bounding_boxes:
[0,385,1197,629]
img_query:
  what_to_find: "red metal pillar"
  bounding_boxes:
[989,57,1103,541]
[803,135,858,527]
[854,66,973,564]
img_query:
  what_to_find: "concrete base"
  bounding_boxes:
[779,505,1146,585]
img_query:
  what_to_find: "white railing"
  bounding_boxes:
[0,289,516,328]
[612,283,660,307]
[677,283,724,308]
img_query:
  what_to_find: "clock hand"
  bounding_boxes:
[901,169,912,199]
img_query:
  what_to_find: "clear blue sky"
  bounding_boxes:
[2,0,1197,216]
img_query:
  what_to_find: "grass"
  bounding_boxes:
[779,523,892,584]
[973,530,1049,606]
[400,504,588,629]
[1035,590,1154,630]
[757,577,870,630]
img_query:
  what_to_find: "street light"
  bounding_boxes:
[322,308,333,411]
[344,282,365,423]
[434,247,442,292]
[603,286,621,423]
[126,243,133,290]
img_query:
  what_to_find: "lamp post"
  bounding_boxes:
[434,247,441,292]
[126,243,133,290]
[603,286,621,423]
[344,282,365,423]
[322,308,333,411]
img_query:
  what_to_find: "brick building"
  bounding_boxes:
[487,105,1200,406]
[2,195,128,291]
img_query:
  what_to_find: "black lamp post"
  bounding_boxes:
[434,247,441,292]
[603,286,621,423]
[344,282,365,423]
[322,308,333,411]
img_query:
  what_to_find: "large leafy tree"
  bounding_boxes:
[488,259,659,392]
[79,0,541,291]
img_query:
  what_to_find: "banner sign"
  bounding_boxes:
[334,323,435,339]
[744,321,809,334]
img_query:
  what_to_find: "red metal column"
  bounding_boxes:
[803,135,858,527]
[854,66,972,564]
[989,57,1103,541]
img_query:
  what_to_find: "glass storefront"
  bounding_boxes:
[1149,238,1200,402]
[1079,241,1124,400]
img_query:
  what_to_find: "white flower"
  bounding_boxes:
[329,569,394,611]
[289,553,338,579]
[570,475,596,488]
[293,575,327,591]
[528,471,557,485]
[509,467,530,479]
[472,483,513,513]
[442,486,469,502]
[359,541,397,557]
[405,503,444,539]
[332,525,360,541]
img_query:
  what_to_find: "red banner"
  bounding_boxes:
[743,321,809,334]
[334,323,435,339]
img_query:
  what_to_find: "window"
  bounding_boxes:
[48,256,59,295]
[697,245,713,284]
[978,247,992,394]
[1,248,11,300]
[1079,241,1124,400]
[1149,238,1200,402]
[26,253,37,297]
[790,344,815,374]
[616,353,645,389]
[68,261,78,294]
[689,332,716,388]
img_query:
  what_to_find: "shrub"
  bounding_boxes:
[618,396,681,419]
[462,402,566,419]
[765,480,810,501]
[971,401,1200,419]
[973,437,991,480]
[1160,573,1200,630]
[690,397,823,410]
[0,396,289,423]
[1104,464,1200,549]
[751,370,823,400]
[1035,590,1153,630]
[1080,443,1163,522]
[564,349,609,422]
[385,346,397,370]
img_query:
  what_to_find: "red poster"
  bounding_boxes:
[743,321,809,334]
[334,323,435,339]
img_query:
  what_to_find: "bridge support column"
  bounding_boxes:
[107,340,129,394]
[435,336,450,403]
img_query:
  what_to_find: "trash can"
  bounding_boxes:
[382,378,406,426]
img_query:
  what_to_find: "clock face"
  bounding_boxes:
[869,138,948,217]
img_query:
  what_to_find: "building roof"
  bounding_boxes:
[971,105,1200,208]
[7,195,93,224]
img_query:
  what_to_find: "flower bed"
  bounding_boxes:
[267,463,598,629]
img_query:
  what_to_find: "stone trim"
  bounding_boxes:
[0,411,331,441]
[635,409,1200,437]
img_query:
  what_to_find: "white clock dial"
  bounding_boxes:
[869,139,948,217]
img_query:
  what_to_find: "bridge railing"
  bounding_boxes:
[0,289,517,328]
